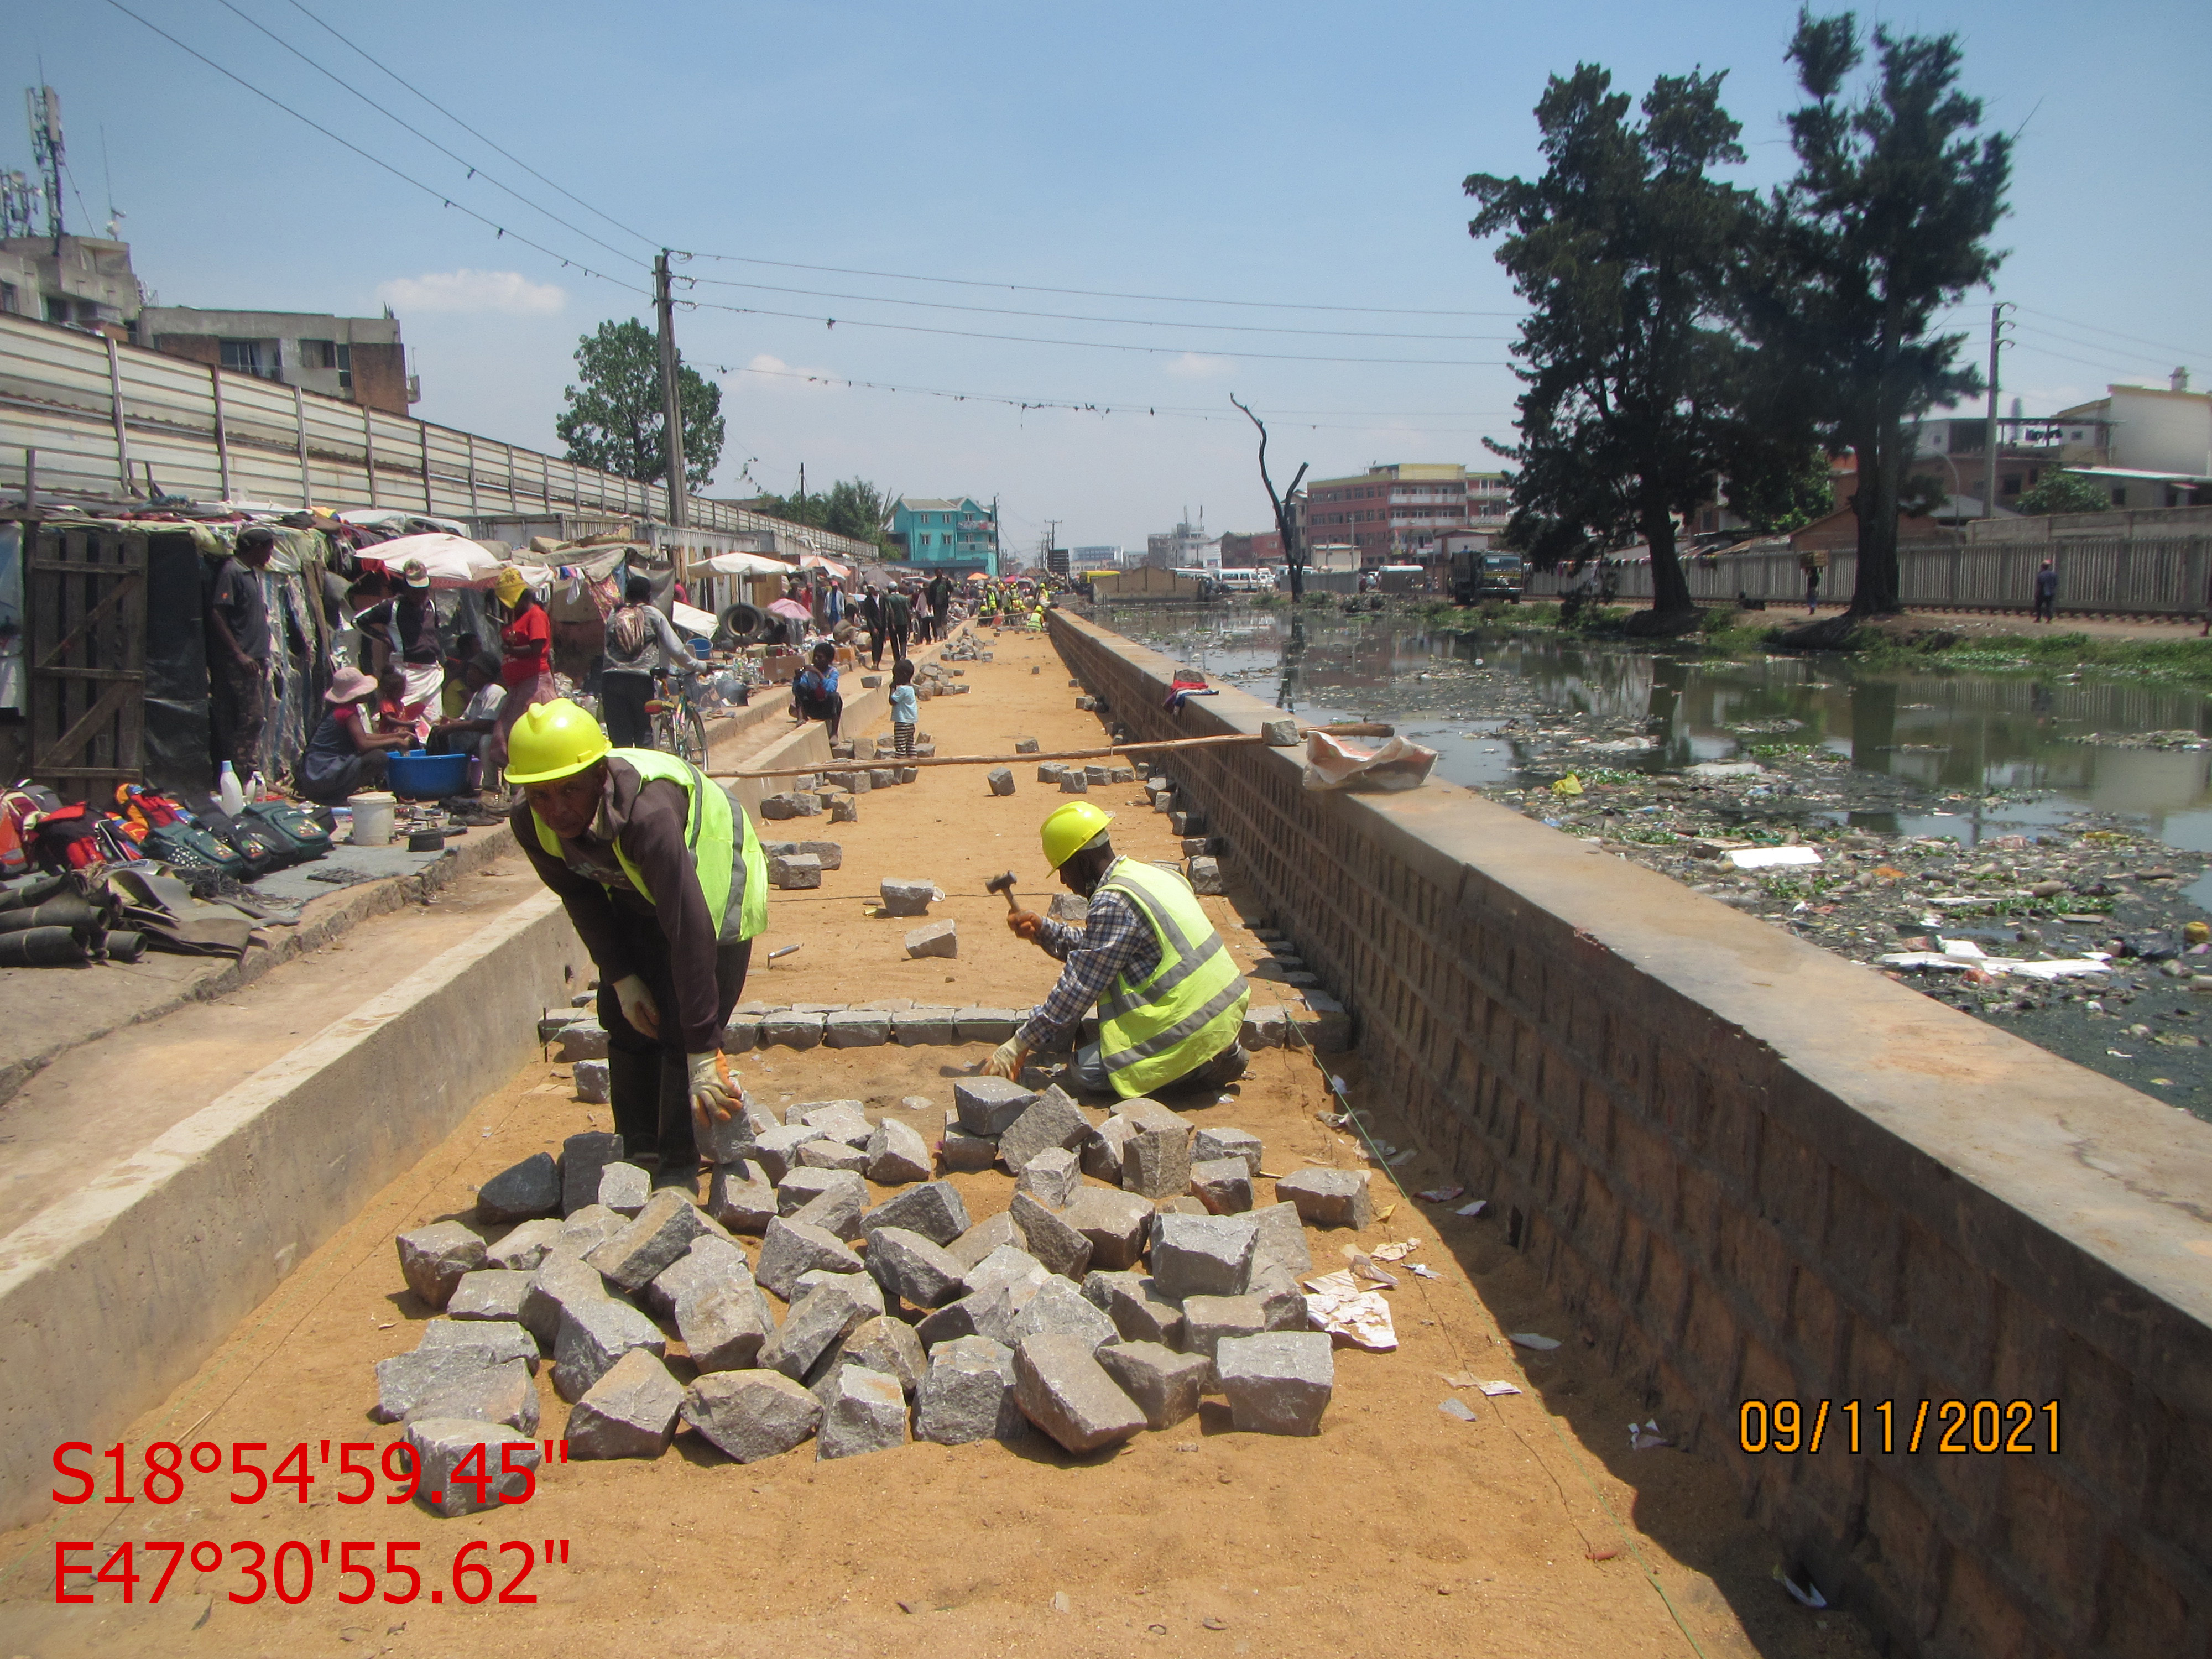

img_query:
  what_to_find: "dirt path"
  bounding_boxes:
[0,620,1872,1658]
[1773,603,2211,640]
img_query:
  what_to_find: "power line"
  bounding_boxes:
[682,251,1526,320]
[679,273,1516,342]
[101,0,642,295]
[208,0,646,269]
[279,0,662,253]
[685,298,1504,367]
[2015,305,2210,367]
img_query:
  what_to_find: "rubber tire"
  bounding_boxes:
[721,603,763,640]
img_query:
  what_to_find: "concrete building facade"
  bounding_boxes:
[1144,518,1219,570]
[888,495,999,574]
[1298,462,1513,564]
[0,234,142,337]
[139,306,416,416]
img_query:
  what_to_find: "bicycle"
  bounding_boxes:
[644,667,709,766]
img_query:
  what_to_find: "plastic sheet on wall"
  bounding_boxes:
[139,531,213,793]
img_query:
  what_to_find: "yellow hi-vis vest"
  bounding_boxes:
[1093,857,1249,1097]
[532,749,767,943]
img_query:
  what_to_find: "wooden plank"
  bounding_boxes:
[39,672,132,768]
[30,569,140,672]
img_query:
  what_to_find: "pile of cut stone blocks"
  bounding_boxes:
[376,1077,1365,1495]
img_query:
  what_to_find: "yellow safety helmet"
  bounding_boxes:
[505,698,611,784]
[1040,800,1114,869]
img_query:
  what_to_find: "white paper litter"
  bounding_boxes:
[1879,947,2111,980]
[1302,728,1440,793]
[1509,1332,1561,1351]
[1416,1185,1465,1203]
[1343,1248,1400,1287]
[1479,1380,1522,1397]
[1773,1567,1828,1610]
[1725,845,1822,870]
[1629,1420,1669,1451]
[1455,1199,1489,1218]
[1407,1263,1442,1279]
[1438,1397,1479,1422]
[1303,1272,1397,1350]
[1370,1240,1421,1262]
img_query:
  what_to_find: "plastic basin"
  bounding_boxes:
[384,749,470,800]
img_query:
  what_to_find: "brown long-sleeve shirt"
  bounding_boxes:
[512,757,727,1052]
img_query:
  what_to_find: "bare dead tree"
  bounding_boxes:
[1231,395,1310,603]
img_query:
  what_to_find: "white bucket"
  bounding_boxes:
[347,791,397,846]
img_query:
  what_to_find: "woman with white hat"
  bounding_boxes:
[297,666,417,805]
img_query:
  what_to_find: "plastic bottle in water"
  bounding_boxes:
[217,761,246,817]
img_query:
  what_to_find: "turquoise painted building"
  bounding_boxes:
[889,496,998,575]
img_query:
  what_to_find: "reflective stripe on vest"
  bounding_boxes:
[531,749,766,943]
[1094,858,1249,1098]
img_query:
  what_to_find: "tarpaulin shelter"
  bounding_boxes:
[357,532,506,589]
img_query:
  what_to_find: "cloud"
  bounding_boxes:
[740,353,842,389]
[374,269,566,316]
[1164,352,1235,379]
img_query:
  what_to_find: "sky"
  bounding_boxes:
[14,0,2210,552]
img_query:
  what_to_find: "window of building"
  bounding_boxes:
[300,339,354,390]
[220,338,280,378]
[0,281,16,315]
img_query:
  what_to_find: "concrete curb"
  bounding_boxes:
[0,821,522,1110]
[0,885,582,1532]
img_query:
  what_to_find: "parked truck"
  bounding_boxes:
[1451,549,1526,604]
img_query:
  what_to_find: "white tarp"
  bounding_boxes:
[701,550,794,577]
[358,532,505,589]
[1302,729,1438,793]
[671,599,717,637]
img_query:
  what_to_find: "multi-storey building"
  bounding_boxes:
[1297,462,1513,564]
[139,306,418,416]
[888,496,999,573]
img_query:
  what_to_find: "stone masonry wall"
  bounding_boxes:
[1052,608,2212,1659]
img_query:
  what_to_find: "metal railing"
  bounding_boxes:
[0,312,875,561]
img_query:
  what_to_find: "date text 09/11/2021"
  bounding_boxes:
[54,1538,570,1606]
[1738,1399,2062,1456]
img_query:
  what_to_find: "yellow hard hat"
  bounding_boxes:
[505,698,611,784]
[495,566,528,607]
[1040,800,1113,869]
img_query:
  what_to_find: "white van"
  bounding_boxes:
[1211,567,1277,594]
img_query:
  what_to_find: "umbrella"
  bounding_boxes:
[766,598,814,621]
[701,550,792,577]
[359,532,505,589]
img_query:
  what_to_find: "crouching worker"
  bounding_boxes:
[985,801,1250,1097]
[508,700,768,1185]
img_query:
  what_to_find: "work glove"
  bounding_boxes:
[688,1050,742,1128]
[612,974,659,1036]
[982,1038,1030,1081]
[1005,908,1045,943]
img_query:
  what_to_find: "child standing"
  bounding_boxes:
[889,658,918,758]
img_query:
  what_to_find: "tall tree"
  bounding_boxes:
[1741,12,2010,618]
[1467,66,1752,630]
[556,319,726,493]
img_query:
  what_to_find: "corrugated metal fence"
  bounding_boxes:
[1525,538,2212,617]
[0,312,874,560]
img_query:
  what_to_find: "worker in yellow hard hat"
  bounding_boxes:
[985,800,1250,1097]
[507,699,770,1188]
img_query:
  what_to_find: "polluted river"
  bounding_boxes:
[1100,602,2212,1121]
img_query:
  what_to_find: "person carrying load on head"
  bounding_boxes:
[985,801,1250,1097]
[507,699,769,1187]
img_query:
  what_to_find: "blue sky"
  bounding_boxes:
[17,0,2210,550]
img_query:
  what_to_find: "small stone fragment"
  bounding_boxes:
[755,1216,864,1300]
[865,1117,932,1185]
[1016,1146,1082,1211]
[554,1022,608,1062]
[1187,857,1224,896]
[953,1076,1035,1136]
[1096,1341,1209,1430]
[552,1296,666,1402]
[1274,1167,1373,1230]
[571,1058,612,1102]
[1215,1332,1335,1434]
[863,1180,972,1246]
[597,1162,651,1218]
[682,1370,821,1463]
[1239,1006,1288,1050]
[817,1365,911,1460]
[477,1153,561,1223]
[397,1222,486,1310]
[406,1420,540,1516]
[1190,1157,1255,1215]
[768,851,822,890]
[1151,1213,1258,1301]
[1013,1334,1147,1454]
[915,1335,1024,1444]
[1010,1191,1094,1281]
[905,919,959,959]
[567,1348,684,1459]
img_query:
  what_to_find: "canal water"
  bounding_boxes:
[1103,603,2212,907]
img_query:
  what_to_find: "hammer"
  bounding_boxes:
[987,871,1019,913]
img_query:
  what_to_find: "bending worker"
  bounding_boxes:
[507,700,768,1183]
[987,801,1249,1096]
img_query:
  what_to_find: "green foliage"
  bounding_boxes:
[556,319,724,492]
[1467,66,1754,615]
[1737,12,2011,614]
[2017,469,2113,517]
[747,478,896,551]
[1725,446,1835,533]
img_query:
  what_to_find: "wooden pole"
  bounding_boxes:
[706,723,1392,781]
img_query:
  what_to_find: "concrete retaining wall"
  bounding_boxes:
[1052,608,2212,1658]
[0,889,582,1532]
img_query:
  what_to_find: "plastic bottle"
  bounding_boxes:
[246,770,266,801]
[217,761,246,817]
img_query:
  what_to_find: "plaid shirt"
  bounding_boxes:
[1018,859,1160,1050]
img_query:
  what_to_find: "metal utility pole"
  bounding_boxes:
[1984,302,2013,520]
[653,251,688,529]
[26,86,65,251]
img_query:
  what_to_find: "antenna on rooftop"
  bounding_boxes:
[25,85,64,249]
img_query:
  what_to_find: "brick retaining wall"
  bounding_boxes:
[1052,608,2212,1658]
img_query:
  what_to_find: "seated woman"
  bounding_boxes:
[789,641,843,739]
[299,667,416,805]
[429,654,507,758]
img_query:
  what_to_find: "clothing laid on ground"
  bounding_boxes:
[1018,854,1248,1096]
[514,752,768,1169]
[299,705,384,804]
